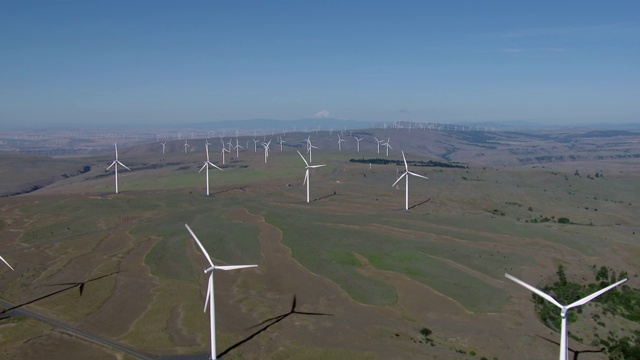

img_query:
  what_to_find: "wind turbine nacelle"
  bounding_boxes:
[204,266,216,273]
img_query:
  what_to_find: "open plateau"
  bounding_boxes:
[1,126,640,360]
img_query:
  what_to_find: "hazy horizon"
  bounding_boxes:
[2,1,638,128]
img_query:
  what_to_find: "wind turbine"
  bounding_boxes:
[161,142,166,155]
[106,143,131,194]
[252,139,259,152]
[262,140,271,164]
[184,140,190,154]
[382,137,392,157]
[0,254,14,271]
[337,134,345,151]
[505,273,627,360]
[392,151,428,210]
[199,143,222,196]
[374,137,383,154]
[278,136,285,151]
[226,139,233,154]
[220,145,229,165]
[234,138,243,158]
[297,151,326,203]
[184,224,257,360]
[353,136,363,152]
[305,136,318,163]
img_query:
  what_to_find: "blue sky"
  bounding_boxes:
[1,0,638,128]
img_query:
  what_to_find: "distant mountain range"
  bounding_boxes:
[6,117,639,132]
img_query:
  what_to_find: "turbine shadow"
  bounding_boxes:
[217,295,332,358]
[537,335,605,360]
[44,271,121,296]
[408,197,431,210]
[312,191,337,202]
[0,271,120,316]
[212,186,247,195]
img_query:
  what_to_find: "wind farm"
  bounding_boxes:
[2,125,640,359]
[2,1,638,357]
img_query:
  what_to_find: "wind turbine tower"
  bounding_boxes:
[106,143,131,194]
[392,151,428,210]
[199,143,222,196]
[184,224,257,360]
[337,134,345,151]
[297,151,326,203]
[383,137,392,157]
[505,273,627,360]
[353,136,363,152]
[374,137,383,154]
[234,138,243,158]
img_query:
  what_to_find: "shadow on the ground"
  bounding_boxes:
[408,197,431,210]
[537,335,605,360]
[217,294,332,358]
[0,271,120,317]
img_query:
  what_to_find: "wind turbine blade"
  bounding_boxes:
[505,273,564,309]
[392,173,407,187]
[297,150,309,166]
[117,161,131,171]
[216,265,258,271]
[0,255,14,271]
[106,161,116,170]
[208,162,222,171]
[204,275,211,312]
[114,144,118,160]
[184,224,215,268]
[303,170,308,185]
[408,171,429,180]
[567,278,628,309]
[402,151,408,169]
[309,164,326,168]
[199,163,207,173]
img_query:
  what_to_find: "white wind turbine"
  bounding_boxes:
[505,273,627,360]
[184,140,190,154]
[220,144,229,165]
[226,139,233,153]
[184,224,257,360]
[297,150,325,203]
[353,136,363,152]
[234,138,242,158]
[382,137,392,156]
[1,254,14,271]
[337,134,345,151]
[262,140,271,164]
[161,142,167,155]
[252,139,259,152]
[305,136,318,163]
[392,151,428,210]
[374,137,383,154]
[278,136,285,151]
[199,143,222,196]
[106,143,131,194]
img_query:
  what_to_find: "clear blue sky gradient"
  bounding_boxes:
[1,0,638,127]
